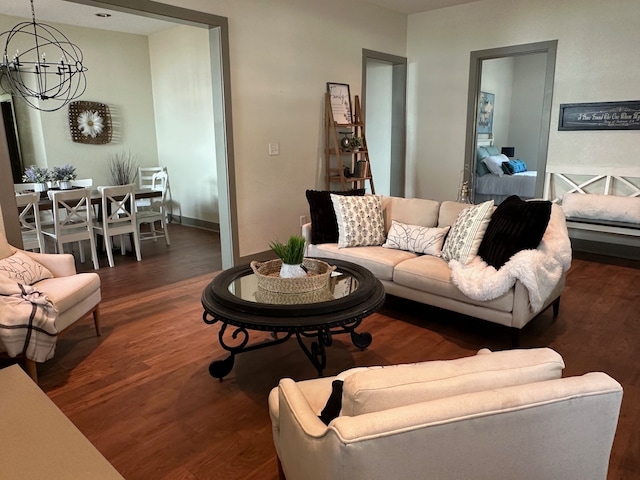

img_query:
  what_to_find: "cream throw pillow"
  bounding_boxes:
[330,194,386,248]
[0,251,53,285]
[442,200,494,264]
[383,221,450,256]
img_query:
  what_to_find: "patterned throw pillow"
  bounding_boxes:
[441,200,494,264]
[0,251,53,285]
[330,194,386,248]
[383,221,450,256]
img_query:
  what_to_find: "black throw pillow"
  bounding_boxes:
[306,189,365,244]
[318,380,344,425]
[478,195,552,269]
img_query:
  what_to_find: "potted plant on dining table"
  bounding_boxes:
[51,164,78,189]
[22,165,50,192]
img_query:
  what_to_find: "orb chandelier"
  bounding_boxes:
[0,0,87,112]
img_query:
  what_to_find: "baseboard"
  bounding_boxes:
[171,215,219,232]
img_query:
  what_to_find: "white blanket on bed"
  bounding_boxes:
[449,204,572,313]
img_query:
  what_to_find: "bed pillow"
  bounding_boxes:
[478,195,552,269]
[505,159,527,174]
[441,200,494,264]
[382,221,450,256]
[330,194,386,248]
[486,145,500,156]
[306,189,365,244]
[0,251,53,285]
[483,154,509,176]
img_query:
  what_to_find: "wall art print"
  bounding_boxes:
[477,91,495,134]
[558,101,640,130]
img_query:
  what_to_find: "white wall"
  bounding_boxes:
[481,57,514,149]
[509,53,547,172]
[407,0,640,202]
[164,0,407,256]
[0,15,160,186]
[366,60,393,196]
[148,25,218,224]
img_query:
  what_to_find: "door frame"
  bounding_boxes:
[464,40,557,202]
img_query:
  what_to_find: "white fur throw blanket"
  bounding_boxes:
[449,204,572,313]
[0,275,58,362]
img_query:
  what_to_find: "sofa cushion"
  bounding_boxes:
[340,347,565,416]
[382,221,450,256]
[379,196,440,233]
[331,194,386,248]
[0,251,53,285]
[441,200,494,264]
[35,273,100,315]
[478,195,552,269]
[392,254,514,312]
[308,243,416,281]
[305,189,365,244]
[437,201,470,227]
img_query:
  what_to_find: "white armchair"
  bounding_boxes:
[269,348,623,480]
[0,232,101,383]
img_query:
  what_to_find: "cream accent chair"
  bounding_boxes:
[0,232,101,383]
[269,348,623,480]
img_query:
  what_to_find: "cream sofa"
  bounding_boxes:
[269,348,623,480]
[303,196,567,331]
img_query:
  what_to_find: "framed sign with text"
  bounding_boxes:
[559,101,640,131]
[327,82,353,124]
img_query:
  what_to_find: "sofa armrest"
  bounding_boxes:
[20,250,77,277]
[301,223,312,244]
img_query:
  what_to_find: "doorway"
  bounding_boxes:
[464,41,557,203]
[362,49,407,197]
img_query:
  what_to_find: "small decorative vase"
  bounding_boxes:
[33,183,46,192]
[280,263,307,278]
[59,180,72,190]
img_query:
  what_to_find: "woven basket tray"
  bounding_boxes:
[250,258,336,293]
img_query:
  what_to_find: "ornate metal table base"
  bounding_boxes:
[204,312,372,380]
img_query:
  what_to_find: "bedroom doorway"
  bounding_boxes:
[464,41,557,204]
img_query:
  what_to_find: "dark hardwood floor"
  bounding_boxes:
[10,225,640,479]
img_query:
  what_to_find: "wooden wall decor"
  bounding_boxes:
[68,100,113,144]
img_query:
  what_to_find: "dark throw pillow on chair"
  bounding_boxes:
[318,379,344,425]
[478,195,552,269]
[306,189,365,244]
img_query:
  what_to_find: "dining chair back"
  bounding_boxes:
[15,192,45,252]
[136,171,170,246]
[137,166,173,220]
[42,188,99,270]
[14,183,42,193]
[93,184,141,268]
[70,179,93,188]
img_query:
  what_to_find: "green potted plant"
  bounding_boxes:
[22,165,49,192]
[270,235,307,278]
[51,164,78,189]
[349,136,363,151]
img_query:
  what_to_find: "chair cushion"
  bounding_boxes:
[34,273,100,315]
[0,251,53,285]
[340,347,565,416]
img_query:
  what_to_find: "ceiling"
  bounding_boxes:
[0,0,481,36]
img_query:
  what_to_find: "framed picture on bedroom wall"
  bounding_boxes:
[477,91,495,134]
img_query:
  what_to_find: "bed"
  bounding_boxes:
[474,143,537,204]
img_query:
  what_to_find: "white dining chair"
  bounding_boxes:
[92,184,142,268]
[15,192,46,253]
[136,171,171,246]
[42,188,100,270]
[136,166,173,220]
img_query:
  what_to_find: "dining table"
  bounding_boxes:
[29,187,162,211]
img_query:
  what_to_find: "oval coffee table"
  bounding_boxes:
[201,258,385,380]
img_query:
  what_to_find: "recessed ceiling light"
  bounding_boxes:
[95,13,112,18]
